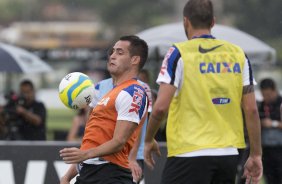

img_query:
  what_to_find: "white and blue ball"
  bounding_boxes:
[59,72,95,109]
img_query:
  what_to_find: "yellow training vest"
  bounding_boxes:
[167,38,246,157]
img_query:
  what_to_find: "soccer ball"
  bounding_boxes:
[58,72,95,109]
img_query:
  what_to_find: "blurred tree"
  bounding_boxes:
[0,0,174,38]
[223,0,282,63]
[223,0,282,39]
[73,0,174,37]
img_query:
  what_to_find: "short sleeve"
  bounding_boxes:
[156,46,184,90]
[243,55,257,86]
[138,81,153,112]
[115,85,148,124]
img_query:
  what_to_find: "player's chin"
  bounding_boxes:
[108,67,117,75]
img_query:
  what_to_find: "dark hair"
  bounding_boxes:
[20,79,34,90]
[183,0,214,29]
[260,78,276,90]
[119,35,148,70]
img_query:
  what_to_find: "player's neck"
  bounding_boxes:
[188,29,211,39]
[114,70,137,86]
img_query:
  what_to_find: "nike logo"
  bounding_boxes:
[199,44,224,54]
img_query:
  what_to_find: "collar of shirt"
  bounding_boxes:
[192,34,215,39]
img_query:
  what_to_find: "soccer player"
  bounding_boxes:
[144,0,263,184]
[88,74,153,183]
[60,35,149,184]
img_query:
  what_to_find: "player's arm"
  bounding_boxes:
[145,46,181,169]
[87,120,138,157]
[241,56,262,184]
[242,85,263,183]
[145,46,180,141]
[60,164,77,184]
[128,123,142,161]
[60,120,138,163]
[242,85,262,157]
[144,83,175,169]
[128,120,143,182]
[145,83,176,142]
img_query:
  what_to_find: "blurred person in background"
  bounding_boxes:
[144,0,262,183]
[138,69,150,84]
[0,108,7,139]
[67,107,89,142]
[1,79,46,140]
[60,35,149,184]
[258,78,282,184]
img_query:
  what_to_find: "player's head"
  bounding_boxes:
[119,35,148,70]
[183,0,214,37]
[107,35,148,77]
[259,78,278,104]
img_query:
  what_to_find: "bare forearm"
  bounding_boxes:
[242,86,262,157]
[129,129,142,161]
[86,139,124,159]
[145,112,165,142]
[245,109,262,156]
[145,83,176,142]
[61,164,77,182]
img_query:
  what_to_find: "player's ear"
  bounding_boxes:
[183,17,189,29]
[131,56,140,66]
[210,16,215,29]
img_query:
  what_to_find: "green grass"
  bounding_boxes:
[47,108,75,140]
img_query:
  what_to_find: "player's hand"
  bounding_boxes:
[60,147,89,164]
[243,156,263,184]
[129,160,142,182]
[144,139,161,170]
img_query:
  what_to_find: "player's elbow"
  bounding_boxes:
[112,137,127,152]
[243,105,259,117]
[154,105,168,117]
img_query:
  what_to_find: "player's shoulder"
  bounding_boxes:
[137,79,150,89]
[121,83,146,97]
[165,46,181,58]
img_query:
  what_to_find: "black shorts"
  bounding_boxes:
[75,163,134,184]
[161,155,239,184]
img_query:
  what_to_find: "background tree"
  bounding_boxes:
[223,0,282,62]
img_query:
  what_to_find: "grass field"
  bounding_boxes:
[47,108,75,140]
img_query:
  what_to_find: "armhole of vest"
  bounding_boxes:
[245,54,253,85]
[170,52,181,85]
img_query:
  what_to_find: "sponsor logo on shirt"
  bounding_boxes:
[198,44,224,54]
[212,98,231,105]
[129,87,144,114]
[98,97,110,106]
[200,62,241,74]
